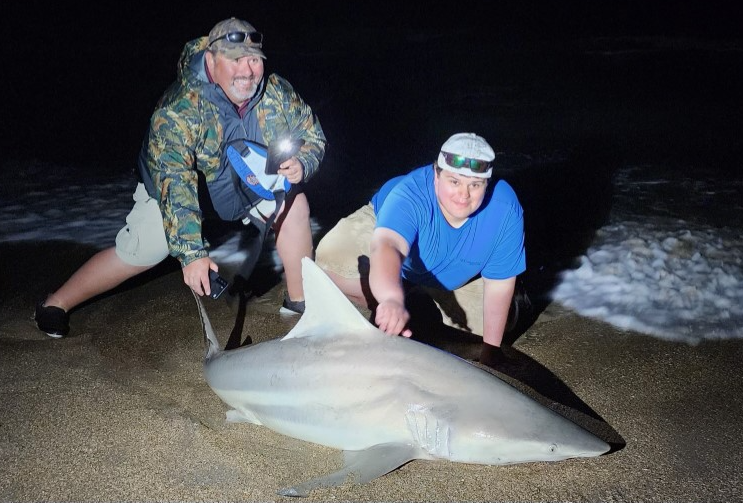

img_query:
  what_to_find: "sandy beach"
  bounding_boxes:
[2,0,742,500]
[1,240,741,503]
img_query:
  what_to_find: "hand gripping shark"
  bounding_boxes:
[195,258,610,497]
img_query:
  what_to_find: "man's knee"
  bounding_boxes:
[316,204,375,279]
[282,192,310,224]
[316,232,365,280]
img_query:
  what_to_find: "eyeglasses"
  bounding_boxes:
[208,31,264,47]
[440,151,491,173]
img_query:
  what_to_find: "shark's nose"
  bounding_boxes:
[581,436,611,457]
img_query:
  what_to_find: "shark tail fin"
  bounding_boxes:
[191,289,220,360]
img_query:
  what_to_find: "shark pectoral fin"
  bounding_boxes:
[277,443,420,498]
[225,409,262,425]
[342,443,421,484]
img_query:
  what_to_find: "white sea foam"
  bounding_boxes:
[550,165,743,344]
[550,218,743,343]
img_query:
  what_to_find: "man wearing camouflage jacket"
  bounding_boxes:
[35,17,327,337]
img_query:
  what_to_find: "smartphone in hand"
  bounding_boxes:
[208,270,229,300]
[265,138,305,175]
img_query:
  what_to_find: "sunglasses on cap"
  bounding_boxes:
[208,31,264,47]
[440,151,492,173]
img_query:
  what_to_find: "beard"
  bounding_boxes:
[229,77,259,103]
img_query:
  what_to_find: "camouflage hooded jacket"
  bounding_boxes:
[138,36,326,266]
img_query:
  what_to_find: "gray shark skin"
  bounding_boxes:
[195,258,610,497]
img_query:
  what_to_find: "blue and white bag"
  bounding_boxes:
[225,140,292,226]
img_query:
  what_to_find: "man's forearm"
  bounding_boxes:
[482,277,516,347]
[369,245,405,304]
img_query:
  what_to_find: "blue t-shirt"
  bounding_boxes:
[371,165,526,290]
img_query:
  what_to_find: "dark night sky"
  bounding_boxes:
[2,0,742,175]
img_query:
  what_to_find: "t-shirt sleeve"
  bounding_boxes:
[374,177,424,247]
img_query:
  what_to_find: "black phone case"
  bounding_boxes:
[208,270,229,300]
[265,138,305,175]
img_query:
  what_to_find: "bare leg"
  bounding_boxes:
[44,247,154,311]
[274,192,313,301]
[323,270,370,308]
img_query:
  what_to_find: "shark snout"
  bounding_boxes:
[575,436,611,458]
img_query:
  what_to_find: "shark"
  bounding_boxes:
[195,258,610,497]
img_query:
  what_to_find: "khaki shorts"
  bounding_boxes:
[316,203,485,336]
[114,183,170,267]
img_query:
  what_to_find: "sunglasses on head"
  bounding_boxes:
[440,151,491,173]
[208,31,264,47]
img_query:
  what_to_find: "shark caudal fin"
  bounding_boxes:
[282,258,376,340]
[191,289,221,360]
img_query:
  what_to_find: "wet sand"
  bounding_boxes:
[1,241,741,502]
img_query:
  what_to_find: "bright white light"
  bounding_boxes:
[279,139,293,152]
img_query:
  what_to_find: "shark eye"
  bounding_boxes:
[549,444,558,452]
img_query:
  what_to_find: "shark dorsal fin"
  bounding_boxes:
[282,258,377,340]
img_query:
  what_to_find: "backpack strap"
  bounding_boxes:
[224,140,292,234]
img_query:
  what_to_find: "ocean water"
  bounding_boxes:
[2,7,741,346]
[2,158,741,345]
[550,165,743,343]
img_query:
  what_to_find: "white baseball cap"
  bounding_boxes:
[436,132,495,179]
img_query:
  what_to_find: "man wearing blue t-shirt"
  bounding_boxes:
[316,133,526,369]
